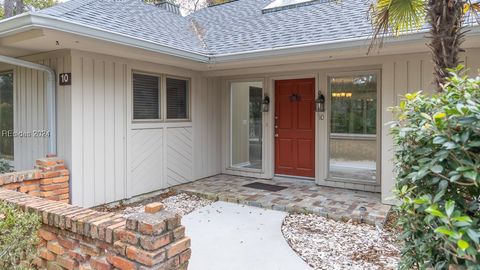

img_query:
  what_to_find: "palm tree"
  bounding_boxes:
[370,0,479,91]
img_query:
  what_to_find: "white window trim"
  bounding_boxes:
[131,71,191,123]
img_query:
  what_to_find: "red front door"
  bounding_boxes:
[275,78,315,178]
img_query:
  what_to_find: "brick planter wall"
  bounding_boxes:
[0,157,69,203]
[0,158,191,270]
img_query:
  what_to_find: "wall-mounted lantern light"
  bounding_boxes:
[315,91,325,112]
[262,96,270,112]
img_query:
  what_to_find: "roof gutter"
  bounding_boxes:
[0,55,57,155]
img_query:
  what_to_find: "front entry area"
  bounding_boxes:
[274,78,315,178]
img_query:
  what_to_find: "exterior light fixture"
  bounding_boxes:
[262,96,270,112]
[315,92,325,112]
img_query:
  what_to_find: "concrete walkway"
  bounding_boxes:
[183,201,312,270]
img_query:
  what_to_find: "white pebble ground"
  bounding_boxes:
[122,193,212,217]
[282,214,400,270]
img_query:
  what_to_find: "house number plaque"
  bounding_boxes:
[59,73,72,86]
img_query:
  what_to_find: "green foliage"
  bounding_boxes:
[0,202,41,270]
[0,159,12,174]
[0,0,58,19]
[390,67,480,269]
[23,0,58,11]
[371,0,426,35]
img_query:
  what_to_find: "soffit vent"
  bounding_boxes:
[262,0,335,14]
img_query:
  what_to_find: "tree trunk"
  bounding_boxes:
[427,0,465,92]
[15,0,24,14]
[4,0,15,18]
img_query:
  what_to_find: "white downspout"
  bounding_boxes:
[0,55,56,155]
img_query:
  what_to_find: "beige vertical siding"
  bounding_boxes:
[71,51,128,207]
[70,50,222,207]
[9,51,72,171]
[192,77,222,179]
[466,52,480,77]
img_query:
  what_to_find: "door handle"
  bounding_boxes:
[275,134,279,137]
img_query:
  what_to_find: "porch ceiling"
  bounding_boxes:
[172,174,391,225]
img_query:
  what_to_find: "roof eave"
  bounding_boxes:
[1,13,479,66]
[0,13,210,63]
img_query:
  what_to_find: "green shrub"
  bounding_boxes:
[390,67,480,269]
[0,202,41,270]
[0,159,13,174]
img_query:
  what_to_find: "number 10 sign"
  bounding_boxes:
[59,73,72,86]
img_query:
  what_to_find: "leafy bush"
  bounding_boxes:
[391,67,480,269]
[0,159,13,174]
[0,202,41,270]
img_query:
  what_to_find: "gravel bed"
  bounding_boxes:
[282,214,400,270]
[121,193,213,217]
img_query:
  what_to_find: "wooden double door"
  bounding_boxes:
[274,78,315,178]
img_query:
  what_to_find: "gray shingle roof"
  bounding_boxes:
[38,0,208,54]
[36,0,376,56]
[188,0,374,55]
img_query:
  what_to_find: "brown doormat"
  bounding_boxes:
[243,182,287,192]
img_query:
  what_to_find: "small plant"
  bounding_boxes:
[0,159,13,174]
[0,202,41,270]
[390,67,480,269]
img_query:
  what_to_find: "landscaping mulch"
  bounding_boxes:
[282,214,400,270]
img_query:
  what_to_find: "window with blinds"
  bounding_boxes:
[166,78,189,119]
[133,73,160,120]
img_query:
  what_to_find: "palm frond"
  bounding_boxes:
[369,0,426,53]
[464,0,480,25]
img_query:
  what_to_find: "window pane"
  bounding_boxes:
[328,74,377,182]
[0,72,14,160]
[231,82,263,170]
[133,73,160,120]
[166,78,188,119]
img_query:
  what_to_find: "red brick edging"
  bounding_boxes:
[0,157,191,270]
[0,157,69,203]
